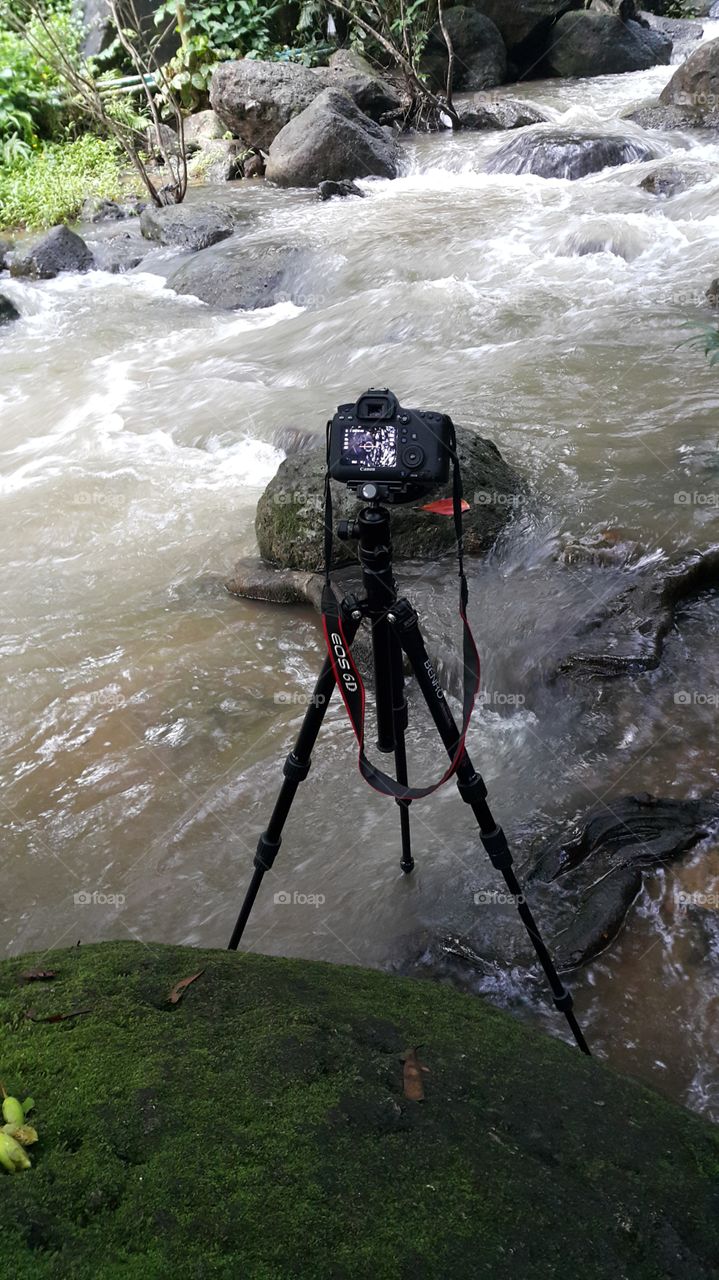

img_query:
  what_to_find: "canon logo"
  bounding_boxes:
[331,633,358,694]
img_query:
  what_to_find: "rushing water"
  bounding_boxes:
[2,26,719,1117]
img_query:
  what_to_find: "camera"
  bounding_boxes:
[327,388,452,502]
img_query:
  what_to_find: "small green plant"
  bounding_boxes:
[0,10,81,162]
[154,0,282,109]
[0,133,126,229]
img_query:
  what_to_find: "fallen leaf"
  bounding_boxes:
[168,970,204,1005]
[421,498,470,516]
[24,1008,91,1024]
[19,969,57,983]
[402,1047,429,1102]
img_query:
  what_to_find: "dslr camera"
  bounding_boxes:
[328,388,452,503]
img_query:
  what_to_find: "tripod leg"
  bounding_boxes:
[389,631,414,873]
[390,600,590,1055]
[228,609,362,951]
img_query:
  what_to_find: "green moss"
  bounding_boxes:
[0,942,717,1279]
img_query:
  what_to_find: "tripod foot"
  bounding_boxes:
[400,855,414,874]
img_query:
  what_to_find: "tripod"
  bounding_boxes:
[229,487,590,1055]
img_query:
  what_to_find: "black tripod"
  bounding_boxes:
[229,486,590,1055]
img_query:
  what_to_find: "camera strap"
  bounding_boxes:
[320,423,480,801]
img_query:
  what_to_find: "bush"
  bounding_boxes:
[0,9,81,163]
[0,133,125,229]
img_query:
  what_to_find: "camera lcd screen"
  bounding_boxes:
[341,425,397,471]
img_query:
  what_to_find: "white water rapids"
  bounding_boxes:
[1,25,719,1116]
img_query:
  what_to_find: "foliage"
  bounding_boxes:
[0,10,80,164]
[685,323,719,366]
[154,0,282,109]
[0,134,124,229]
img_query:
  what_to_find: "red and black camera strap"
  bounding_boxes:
[320,420,480,801]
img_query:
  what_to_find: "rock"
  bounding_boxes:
[139,201,236,251]
[529,794,719,970]
[79,196,146,222]
[312,49,403,120]
[88,230,150,274]
[74,0,178,60]
[253,427,522,571]
[0,293,20,324]
[3,939,719,1274]
[486,128,658,180]
[456,95,549,130]
[186,140,245,185]
[266,89,404,189]
[181,108,226,149]
[545,12,671,77]
[166,241,313,310]
[641,11,705,57]
[9,225,94,279]
[640,162,713,196]
[554,547,719,680]
[654,34,719,128]
[423,8,507,92]
[226,557,326,608]
[210,59,333,150]
[243,149,266,178]
[318,179,365,200]
[463,0,575,62]
[145,122,182,161]
[0,238,13,270]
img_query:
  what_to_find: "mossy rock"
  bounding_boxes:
[256,428,522,571]
[1,942,718,1278]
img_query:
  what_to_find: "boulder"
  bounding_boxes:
[210,60,321,150]
[312,49,403,119]
[456,95,549,130]
[318,179,365,200]
[186,140,245,185]
[166,241,314,310]
[74,0,177,60]
[181,108,226,150]
[253,428,522,571]
[656,34,719,128]
[461,0,574,60]
[78,196,146,222]
[0,293,20,324]
[639,162,713,196]
[88,230,150,274]
[266,89,404,189]
[486,128,658,180]
[9,225,94,279]
[423,8,507,92]
[139,201,236,251]
[545,12,671,77]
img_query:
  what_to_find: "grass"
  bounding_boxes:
[0,940,717,1279]
[0,134,126,231]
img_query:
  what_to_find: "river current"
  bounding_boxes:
[2,25,719,1118]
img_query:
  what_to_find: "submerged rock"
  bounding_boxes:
[10,225,94,279]
[640,162,714,196]
[139,201,236,251]
[88,230,150,274]
[486,128,657,180]
[166,241,315,310]
[422,8,507,92]
[546,12,671,77]
[528,794,719,970]
[0,293,20,324]
[318,179,365,200]
[79,196,146,223]
[253,427,522,571]
[456,96,549,131]
[266,90,404,188]
[1,939,718,1275]
[0,238,13,270]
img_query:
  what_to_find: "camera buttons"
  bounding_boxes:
[402,444,425,469]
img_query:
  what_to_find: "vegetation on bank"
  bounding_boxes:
[0,940,717,1278]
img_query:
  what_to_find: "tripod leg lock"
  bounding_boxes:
[254,832,282,872]
[457,772,487,805]
[283,752,311,784]
[553,988,574,1015]
[481,826,513,871]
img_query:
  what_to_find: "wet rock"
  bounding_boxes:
[88,229,150,274]
[423,8,507,92]
[243,148,266,178]
[253,427,522,571]
[554,546,719,680]
[641,12,705,56]
[312,49,402,120]
[486,128,657,180]
[10,225,94,279]
[529,794,719,970]
[546,12,671,77]
[640,162,713,196]
[186,140,245,184]
[139,201,236,251]
[182,108,226,149]
[225,557,326,608]
[657,33,719,127]
[318,179,365,200]
[266,90,404,189]
[466,0,574,65]
[0,238,13,270]
[166,241,313,310]
[0,293,20,324]
[79,195,146,222]
[456,95,549,131]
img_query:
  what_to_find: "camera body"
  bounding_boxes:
[327,389,452,503]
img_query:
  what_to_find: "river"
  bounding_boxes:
[1,23,718,1119]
